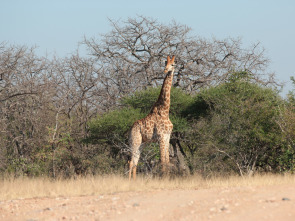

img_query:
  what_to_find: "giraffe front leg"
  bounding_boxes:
[159,133,171,176]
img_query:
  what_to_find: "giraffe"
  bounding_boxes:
[128,55,176,180]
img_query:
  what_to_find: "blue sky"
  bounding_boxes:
[1,0,294,96]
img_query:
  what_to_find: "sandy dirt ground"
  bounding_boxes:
[1,184,294,221]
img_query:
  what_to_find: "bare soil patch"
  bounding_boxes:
[1,184,294,221]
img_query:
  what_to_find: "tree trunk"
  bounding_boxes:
[170,139,190,175]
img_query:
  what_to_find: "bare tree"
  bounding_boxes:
[84,16,273,107]
[0,43,107,176]
[0,43,53,174]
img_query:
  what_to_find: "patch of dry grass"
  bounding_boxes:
[1,174,295,201]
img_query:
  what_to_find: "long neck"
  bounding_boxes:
[151,70,174,115]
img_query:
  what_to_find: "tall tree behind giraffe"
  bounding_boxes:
[84,16,277,111]
[129,55,176,180]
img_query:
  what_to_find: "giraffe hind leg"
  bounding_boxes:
[129,125,142,180]
[129,143,141,180]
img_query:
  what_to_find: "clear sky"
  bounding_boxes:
[1,0,294,96]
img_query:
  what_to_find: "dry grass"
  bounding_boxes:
[1,174,295,201]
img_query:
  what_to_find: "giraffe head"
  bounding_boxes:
[164,55,176,73]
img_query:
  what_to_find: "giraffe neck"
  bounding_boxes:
[151,70,174,116]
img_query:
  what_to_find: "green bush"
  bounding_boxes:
[184,72,285,176]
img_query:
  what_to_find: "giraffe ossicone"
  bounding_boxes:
[129,55,176,180]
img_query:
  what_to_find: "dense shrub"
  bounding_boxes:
[184,72,285,176]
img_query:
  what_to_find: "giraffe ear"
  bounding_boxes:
[171,55,175,63]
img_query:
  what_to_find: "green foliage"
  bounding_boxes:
[122,87,193,114]
[6,156,46,177]
[277,77,295,172]
[278,145,295,172]
[88,107,145,143]
[121,87,161,114]
[184,71,284,176]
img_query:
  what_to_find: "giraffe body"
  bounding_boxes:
[129,56,175,180]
